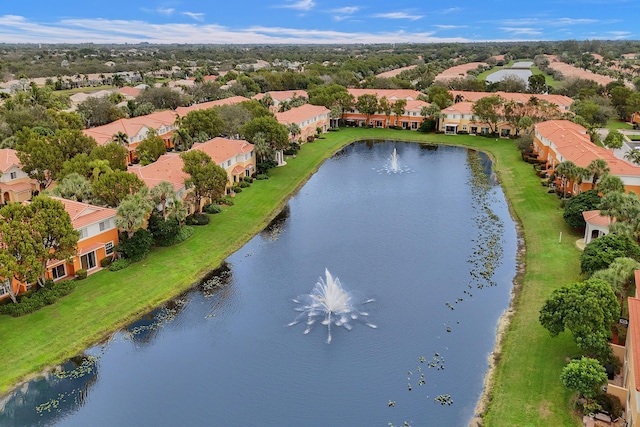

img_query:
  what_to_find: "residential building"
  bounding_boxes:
[174,96,250,117]
[253,90,309,112]
[344,89,428,130]
[533,120,640,195]
[82,110,178,163]
[130,137,255,212]
[449,91,574,111]
[0,148,38,204]
[582,210,613,245]
[0,197,118,301]
[275,104,330,142]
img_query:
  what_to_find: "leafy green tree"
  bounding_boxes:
[181,150,229,213]
[378,96,392,127]
[539,278,619,358]
[239,100,273,119]
[16,133,63,189]
[92,170,145,207]
[90,142,129,171]
[50,129,97,161]
[308,84,349,109]
[214,104,253,138]
[135,86,186,110]
[60,153,92,180]
[563,190,601,229]
[427,85,453,109]
[609,86,633,120]
[561,357,608,399]
[77,96,125,128]
[134,130,166,166]
[527,74,547,94]
[166,199,187,225]
[0,203,40,302]
[116,228,154,262]
[335,92,356,125]
[50,173,94,203]
[586,159,609,189]
[171,129,194,152]
[240,116,289,151]
[472,95,504,135]
[355,94,379,126]
[87,159,113,182]
[30,195,79,287]
[392,99,407,127]
[181,108,224,142]
[603,129,624,149]
[581,233,640,275]
[251,132,274,163]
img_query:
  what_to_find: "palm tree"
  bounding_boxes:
[88,159,112,182]
[598,174,625,195]
[586,159,610,189]
[171,129,193,152]
[625,148,640,165]
[166,199,188,225]
[252,132,273,163]
[554,160,577,198]
[286,123,301,141]
[115,192,152,238]
[112,131,129,146]
[591,257,640,310]
[150,181,177,219]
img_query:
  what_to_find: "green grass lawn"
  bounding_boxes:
[57,85,116,96]
[607,118,633,131]
[0,129,584,426]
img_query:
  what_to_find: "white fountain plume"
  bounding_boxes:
[390,148,399,172]
[289,269,376,343]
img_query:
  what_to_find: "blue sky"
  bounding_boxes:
[1,0,638,44]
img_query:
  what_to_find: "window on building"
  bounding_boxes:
[99,220,109,232]
[51,264,66,280]
[227,160,231,166]
[10,172,17,180]
[105,241,114,255]
[79,228,88,239]
[80,251,97,270]
[0,279,10,296]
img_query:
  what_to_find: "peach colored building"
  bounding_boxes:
[0,148,38,204]
[439,102,516,136]
[0,197,118,301]
[607,296,640,426]
[275,104,330,142]
[533,120,640,195]
[582,210,613,244]
[130,137,255,212]
[83,110,178,163]
[344,89,428,130]
[449,91,574,111]
[174,96,250,118]
[253,90,308,112]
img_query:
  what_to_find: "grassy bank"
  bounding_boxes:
[0,129,583,426]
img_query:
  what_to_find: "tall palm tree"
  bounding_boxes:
[554,160,577,198]
[286,123,301,141]
[598,174,625,195]
[586,159,610,189]
[166,199,188,225]
[150,181,177,219]
[115,192,152,238]
[252,132,273,163]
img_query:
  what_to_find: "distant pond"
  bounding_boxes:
[0,140,518,427]
[486,61,533,86]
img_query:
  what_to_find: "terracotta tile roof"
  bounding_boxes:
[537,120,640,177]
[442,102,475,115]
[0,148,22,173]
[192,137,254,164]
[129,153,187,191]
[450,91,574,108]
[405,99,430,111]
[347,88,422,101]
[117,86,142,98]
[275,104,329,125]
[628,297,640,391]
[174,96,250,117]
[0,180,34,193]
[82,111,177,146]
[50,196,117,230]
[582,210,614,227]
[253,90,308,103]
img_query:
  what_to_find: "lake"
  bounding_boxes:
[0,140,518,427]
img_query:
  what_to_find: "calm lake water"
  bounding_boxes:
[0,140,518,427]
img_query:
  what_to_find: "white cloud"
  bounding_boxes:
[498,17,598,27]
[500,27,542,36]
[182,12,205,21]
[441,7,462,14]
[434,25,467,29]
[371,12,422,21]
[156,7,175,15]
[276,0,316,10]
[332,6,359,14]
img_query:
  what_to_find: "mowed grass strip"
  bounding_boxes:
[0,128,583,426]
